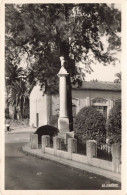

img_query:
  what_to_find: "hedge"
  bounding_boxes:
[107,103,121,144]
[74,106,106,145]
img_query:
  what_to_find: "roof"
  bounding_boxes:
[72,81,121,91]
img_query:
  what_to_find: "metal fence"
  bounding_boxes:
[97,143,112,161]
[50,138,53,148]
[77,142,86,155]
[60,139,68,151]
[39,135,112,161]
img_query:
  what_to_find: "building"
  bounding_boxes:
[29,81,121,128]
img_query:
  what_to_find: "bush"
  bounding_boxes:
[34,125,59,144]
[107,103,121,144]
[74,106,106,145]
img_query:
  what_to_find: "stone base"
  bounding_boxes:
[58,132,67,139]
[58,117,69,133]
[58,131,74,144]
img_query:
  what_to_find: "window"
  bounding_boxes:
[93,106,107,118]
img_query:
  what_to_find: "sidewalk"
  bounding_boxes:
[22,143,121,183]
[6,126,36,134]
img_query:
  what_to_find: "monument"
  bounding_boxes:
[57,56,72,140]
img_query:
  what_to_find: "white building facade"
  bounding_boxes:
[29,81,121,128]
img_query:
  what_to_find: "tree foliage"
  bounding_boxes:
[7,80,29,119]
[5,4,121,123]
[107,103,121,144]
[5,64,24,86]
[5,3,121,94]
[74,106,106,145]
[114,72,121,83]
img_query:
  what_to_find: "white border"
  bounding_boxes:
[0,0,127,194]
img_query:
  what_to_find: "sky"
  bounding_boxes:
[77,43,121,82]
[85,63,121,82]
[84,54,121,82]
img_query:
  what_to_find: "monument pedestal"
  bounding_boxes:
[58,116,70,143]
[58,117,69,133]
[58,131,75,144]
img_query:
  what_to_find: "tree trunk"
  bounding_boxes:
[20,98,24,119]
[14,105,17,120]
[67,76,73,131]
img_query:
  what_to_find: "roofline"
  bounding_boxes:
[72,88,121,92]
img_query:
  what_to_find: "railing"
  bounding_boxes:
[77,142,86,155]
[50,138,53,148]
[38,136,54,148]
[60,139,68,151]
[97,142,112,161]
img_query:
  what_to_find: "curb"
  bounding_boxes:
[22,143,121,183]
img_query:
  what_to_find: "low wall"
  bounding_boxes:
[90,157,112,171]
[72,153,112,171]
[45,147,54,155]
[44,147,112,171]
[57,150,69,159]
[44,147,70,159]
[72,153,88,164]
[30,134,121,173]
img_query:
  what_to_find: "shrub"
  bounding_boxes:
[107,103,121,144]
[34,125,59,144]
[74,106,106,145]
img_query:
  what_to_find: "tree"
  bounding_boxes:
[114,72,121,83]
[91,79,98,82]
[74,106,106,144]
[107,103,121,144]
[5,64,24,86]
[7,79,29,119]
[5,4,121,127]
[5,4,121,85]
[5,63,25,119]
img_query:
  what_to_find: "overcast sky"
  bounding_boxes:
[85,61,121,82]
[85,49,121,82]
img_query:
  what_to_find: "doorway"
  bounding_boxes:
[36,113,39,128]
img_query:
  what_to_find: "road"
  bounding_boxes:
[5,132,121,190]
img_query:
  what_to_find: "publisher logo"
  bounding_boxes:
[102,183,119,188]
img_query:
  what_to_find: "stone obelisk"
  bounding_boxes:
[57,56,70,136]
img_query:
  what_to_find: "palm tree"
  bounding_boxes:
[5,63,31,119]
[5,64,24,86]
[7,79,30,119]
[114,72,121,83]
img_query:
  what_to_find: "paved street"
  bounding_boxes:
[5,132,121,190]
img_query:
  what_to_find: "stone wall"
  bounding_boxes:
[30,134,121,173]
